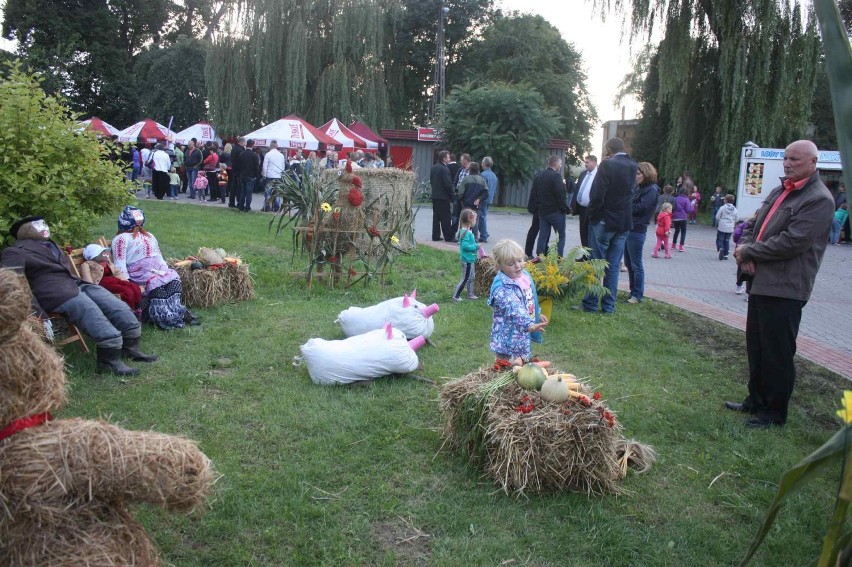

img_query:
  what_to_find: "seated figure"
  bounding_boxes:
[111,206,199,329]
[79,243,143,319]
[1,216,158,376]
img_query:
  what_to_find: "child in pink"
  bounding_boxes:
[652,202,673,258]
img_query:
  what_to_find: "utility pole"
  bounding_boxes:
[429,1,448,124]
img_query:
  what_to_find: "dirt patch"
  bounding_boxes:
[372,517,432,566]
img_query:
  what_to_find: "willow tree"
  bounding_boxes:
[603,0,821,189]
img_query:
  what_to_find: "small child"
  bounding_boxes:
[168,167,181,200]
[453,208,481,301]
[488,239,548,362]
[831,204,848,245]
[688,187,701,224]
[217,164,229,204]
[193,172,209,201]
[733,216,755,295]
[652,202,673,258]
[715,194,738,260]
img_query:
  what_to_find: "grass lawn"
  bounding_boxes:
[57,200,846,566]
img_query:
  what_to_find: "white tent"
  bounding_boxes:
[116,119,176,143]
[318,118,371,151]
[241,115,341,151]
[173,122,219,145]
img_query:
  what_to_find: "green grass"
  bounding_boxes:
[57,200,846,566]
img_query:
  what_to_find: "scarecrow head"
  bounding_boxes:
[10,216,51,241]
[117,206,145,232]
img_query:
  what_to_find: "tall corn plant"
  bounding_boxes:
[739,8,852,565]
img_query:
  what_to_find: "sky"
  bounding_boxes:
[497,0,648,138]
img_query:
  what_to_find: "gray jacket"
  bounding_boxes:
[739,172,834,301]
[715,203,738,233]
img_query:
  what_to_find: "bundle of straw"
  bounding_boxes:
[173,261,254,309]
[440,367,656,496]
[474,256,499,297]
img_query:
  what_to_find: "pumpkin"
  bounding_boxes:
[540,377,575,403]
[516,363,547,391]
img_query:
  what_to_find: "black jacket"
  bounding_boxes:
[531,167,568,216]
[588,153,637,233]
[238,148,261,178]
[230,144,245,176]
[631,182,660,233]
[430,163,454,201]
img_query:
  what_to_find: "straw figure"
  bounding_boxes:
[0,268,216,565]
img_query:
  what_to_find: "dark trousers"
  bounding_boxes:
[744,294,805,424]
[672,219,687,245]
[525,214,540,258]
[152,170,170,200]
[205,171,219,200]
[228,173,240,207]
[432,199,453,240]
[577,205,590,249]
[716,231,732,256]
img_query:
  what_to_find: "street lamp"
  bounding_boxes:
[430,2,449,123]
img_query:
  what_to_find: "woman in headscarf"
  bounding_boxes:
[111,206,199,329]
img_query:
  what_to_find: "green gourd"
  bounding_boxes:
[516,363,547,391]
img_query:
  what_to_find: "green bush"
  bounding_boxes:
[0,62,134,247]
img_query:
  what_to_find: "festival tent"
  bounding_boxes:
[173,122,219,145]
[78,117,119,137]
[241,115,342,151]
[348,120,388,150]
[318,118,369,153]
[116,119,176,143]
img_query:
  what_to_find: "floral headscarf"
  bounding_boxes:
[117,206,145,233]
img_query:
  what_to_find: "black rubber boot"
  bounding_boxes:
[121,336,159,362]
[97,347,140,376]
[183,309,201,326]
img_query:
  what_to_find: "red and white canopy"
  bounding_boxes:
[349,120,388,150]
[116,119,176,143]
[319,118,370,150]
[78,117,119,137]
[173,122,218,145]
[241,115,341,151]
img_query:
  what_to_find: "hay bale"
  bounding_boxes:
[173,262,254,309]
[0,270,30,342]
[474,256,499,297]
[440,367,653,496]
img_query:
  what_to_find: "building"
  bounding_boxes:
[601,119,640,156]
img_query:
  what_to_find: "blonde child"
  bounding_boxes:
[652,202,673,258]
[193,171,208,201]
[217,164,229,204]
[488,239,548,362]
[453,208,481,301]
[167,167,181,200]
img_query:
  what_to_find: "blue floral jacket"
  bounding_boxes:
[488,270,542,359]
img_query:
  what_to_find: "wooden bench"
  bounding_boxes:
[47,247,89,353]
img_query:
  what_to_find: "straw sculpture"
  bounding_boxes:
[0,268,217,566]
[473,256,499,297]
[440,366,656,497]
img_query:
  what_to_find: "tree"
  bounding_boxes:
[441,81,562,195]
[454,14,596,164]
[603,0,821,189]
[630,52,671,180]
[0,64,133,247]
[134,37,208,127]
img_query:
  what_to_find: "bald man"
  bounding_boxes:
[726,140,834,428]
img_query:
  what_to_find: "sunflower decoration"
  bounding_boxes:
[526,247,609,302]
[525,255,569,300]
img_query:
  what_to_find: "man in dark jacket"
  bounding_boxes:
[229,138,246,208]
[237,139,260,212]
[580,137,637,314]
[726,139,834,428]
[534,155,569,257]
[430,150,455,242]
[1,216,157,376]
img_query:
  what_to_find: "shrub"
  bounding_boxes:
[0,63,133,247]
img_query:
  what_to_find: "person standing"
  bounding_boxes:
[715,194,738,259]
[451,153,471,234]
[726,140,834,428]
[534,155,569,258]
[229,137,246,208]
[573,155,598,249]
[479,157,498,243]
[262,140,287,212]
[184,141,203,199]
[202,142,220,202]
[710,186,724,227]
[671,184,692,251]
[430,150,455,242]
[580,137,637,314]
[624,162,660,304]
[237,139,260,212]
[150,143,172,201]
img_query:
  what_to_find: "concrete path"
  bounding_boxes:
[411,204,852,380]
[154,191,850,379]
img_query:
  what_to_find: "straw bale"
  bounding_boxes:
[0,270,30,342]
[474,256,499,297]
[440,366,653,496]
[173,262,254,309]
[1,502,161,566]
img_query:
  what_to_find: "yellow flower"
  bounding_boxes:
[390,235,400,245]
[321,202,332,212]
[837,391,852,424]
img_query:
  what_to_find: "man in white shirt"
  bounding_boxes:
[572,155,598,249]
[261,140,287,212]
[151,143,173,200]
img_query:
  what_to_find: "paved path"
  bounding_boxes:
[412,205,852,379]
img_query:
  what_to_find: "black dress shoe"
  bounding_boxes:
[445,239,458,243]
[431,238,443,241]
[745,417,782,429]
[724,401,747,412]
